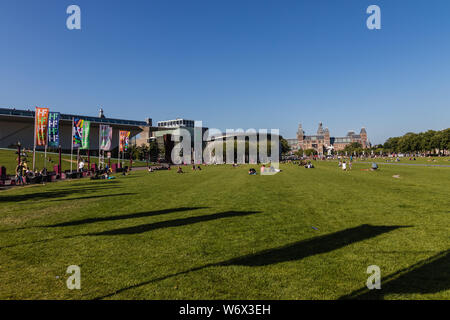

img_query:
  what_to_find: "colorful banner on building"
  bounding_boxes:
[35,107,49,146]
[80,120,91,150]
[47,112,60,148]
[100,125,112,151]
[73,118,84,148]
[119,131,131,152]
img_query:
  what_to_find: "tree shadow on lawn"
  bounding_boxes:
[339,249,450,299]
[95,224,407,299]
[0,184,122,203]
[45,207,208,227]
[0,208,237,250]
[0,192,136,233]
[48,193,134,202]
[87,210,260,236]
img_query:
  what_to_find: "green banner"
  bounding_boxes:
[80,120,91,150]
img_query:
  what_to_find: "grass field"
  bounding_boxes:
[357,156,450,165]
[0,161,449,299]
[0,149,148,174]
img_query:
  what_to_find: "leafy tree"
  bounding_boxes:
[382,128,449,154]
[280,137,291,155]
[303,149,316,156]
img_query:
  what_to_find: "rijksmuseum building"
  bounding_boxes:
[287,122,369,155]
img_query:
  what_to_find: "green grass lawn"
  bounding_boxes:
[356,156,450,165]
[0,161,449,299]
[0,148,148,174]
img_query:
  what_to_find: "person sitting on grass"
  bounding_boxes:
[304,161,313,168]
[342,161,347,171]
[192,165,196,171]
[177,166,184,174]
[371,162,378,171]
[260,164,265,174]
[248,168,257,175]
[197,165,202,170]
[269,165,282,172]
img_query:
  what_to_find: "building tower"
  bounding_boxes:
[317,122,324,135]
[324,127,330,146]
[297,123,304,150]
[360,127,368,148]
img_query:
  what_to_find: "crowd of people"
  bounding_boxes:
[9,152,391,188]
[14,160,50,185]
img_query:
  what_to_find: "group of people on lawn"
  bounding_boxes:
[14,160,49,185]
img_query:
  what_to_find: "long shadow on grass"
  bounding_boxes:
[95,224,407,299]
[45,207,208,227]
[88,210,260,236]
[0,193,136,234]
[0,185,121,203]
[48,193,134,202]
[0,209,247,250]
[339,249,450,299]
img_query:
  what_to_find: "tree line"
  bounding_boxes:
[381,128,450,154]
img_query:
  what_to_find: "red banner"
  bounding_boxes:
[35,107,49,146]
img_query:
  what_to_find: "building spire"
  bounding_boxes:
[317,122,324,135]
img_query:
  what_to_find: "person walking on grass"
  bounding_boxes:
[15,161,24,186]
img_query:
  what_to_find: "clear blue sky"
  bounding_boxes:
[1,0,449,144]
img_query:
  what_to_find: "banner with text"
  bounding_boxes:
[80,120,91,150]
[47,112,60,148]
[73,118,84,148]
[35,107,49,146]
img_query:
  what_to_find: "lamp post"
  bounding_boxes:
[58,145,62,175]
[17,142,21,165]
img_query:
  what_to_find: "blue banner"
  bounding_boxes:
[47,112,60,147]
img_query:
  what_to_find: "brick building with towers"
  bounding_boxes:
[290,122,369,155]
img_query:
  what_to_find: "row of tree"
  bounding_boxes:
[382,129,450,154]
